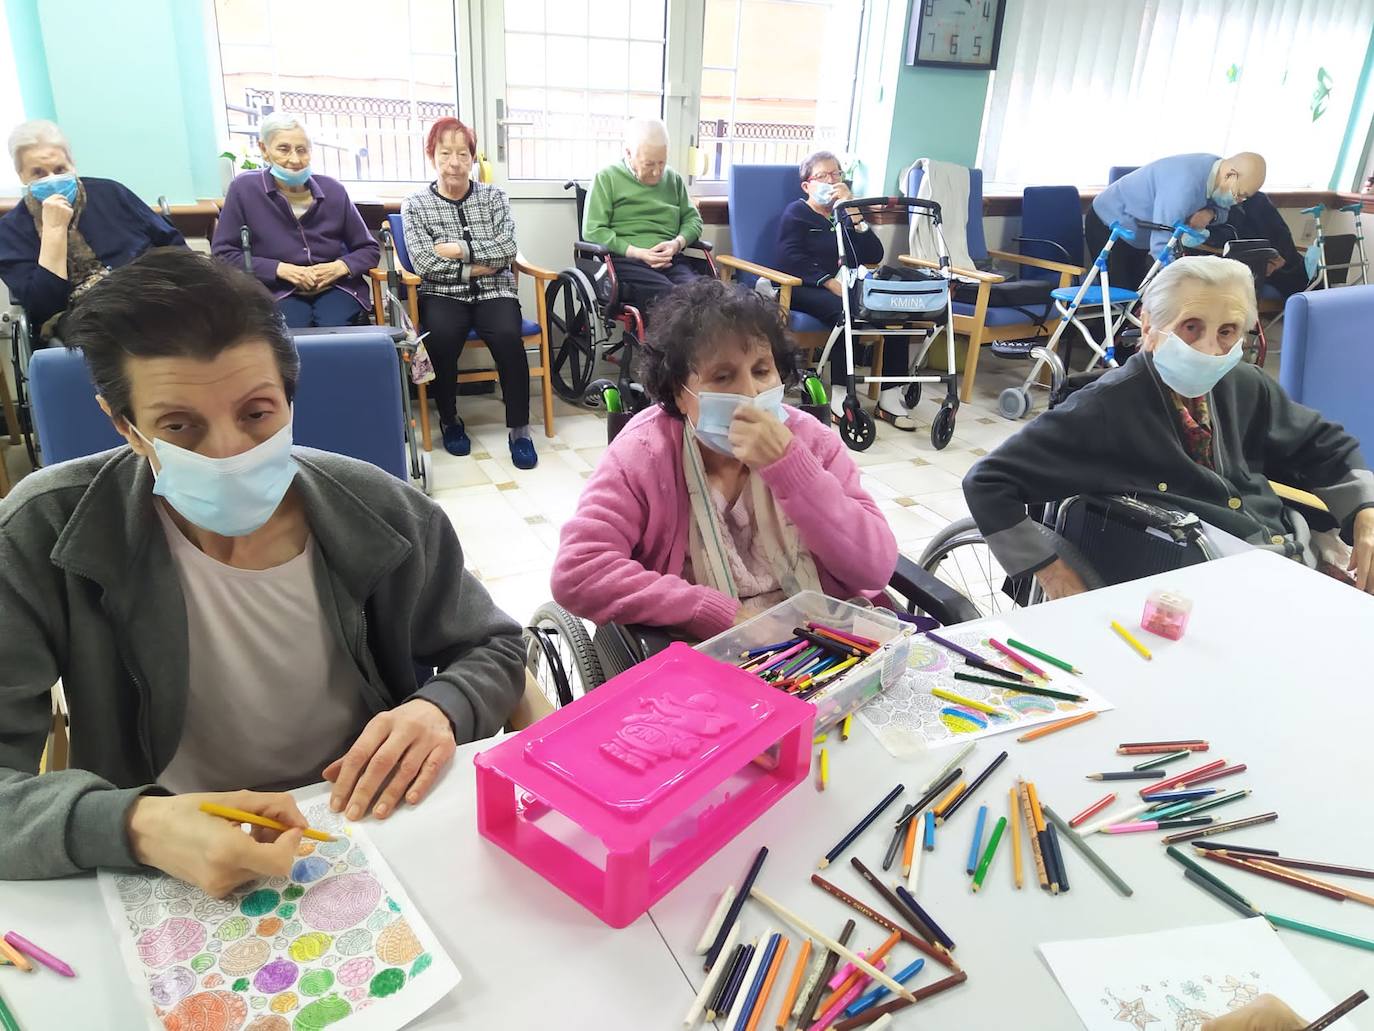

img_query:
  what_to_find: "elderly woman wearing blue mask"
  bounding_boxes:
[0,119,185,341]
[212,113,379,328]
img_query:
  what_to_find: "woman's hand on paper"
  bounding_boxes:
[126,790,305,898]
[323,698,457,822]
[1200,994,1305,1031]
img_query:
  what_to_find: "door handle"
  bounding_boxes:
[494,98,533,162]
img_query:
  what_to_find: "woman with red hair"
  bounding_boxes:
[402,117,535,468]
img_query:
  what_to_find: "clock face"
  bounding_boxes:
[907,0,1006,69]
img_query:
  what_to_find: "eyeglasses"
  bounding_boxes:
[808,171,843,183]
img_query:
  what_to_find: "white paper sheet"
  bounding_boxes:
[98,787,459,1031]
[1039,919,1355,1031]
[856,622,1113,757]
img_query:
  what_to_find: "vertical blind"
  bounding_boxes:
[978,0,1374,187]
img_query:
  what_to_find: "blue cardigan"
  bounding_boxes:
[775,199,884,288]
[0,177,185,329]
[1092,153,1228,254]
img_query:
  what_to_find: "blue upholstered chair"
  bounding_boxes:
[1278,285,1374,451]
[374,212,557,450]
[900,166,1084,401]
[1106,165,1139,184]
[27,332,411,480]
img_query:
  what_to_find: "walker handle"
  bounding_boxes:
[1339,201,1363,214]
[1108,221,1136,243]
[1301,204,1325,216]
[1176,223,1209,246]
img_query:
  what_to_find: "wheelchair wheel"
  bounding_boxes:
[998,386,1032,421]
[545,274,598,403]
[838,396,876,451]
[930,403,956,450]
[524,602,605,709]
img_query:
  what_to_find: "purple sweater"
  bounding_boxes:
[212,170,380,309]
[551,404,898,639]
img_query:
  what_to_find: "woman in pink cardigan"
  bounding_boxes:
[551,277,897,640]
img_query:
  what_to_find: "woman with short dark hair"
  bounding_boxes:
[0,249,525,893]
[551,277,896,637]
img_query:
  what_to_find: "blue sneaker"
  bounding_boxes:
[440,420,471,457]
[509,435,538,470]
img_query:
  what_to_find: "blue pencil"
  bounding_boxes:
[714,943,755,1019]
[1142,788,1218,805]
[743,639,800,658]
[732,932,780,1031]
[843,957,926,1016]
[923,810,936,852]
[966,805,988,875]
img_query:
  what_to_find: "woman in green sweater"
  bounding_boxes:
[582,117,705,309]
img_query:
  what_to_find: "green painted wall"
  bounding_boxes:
[4,0,55,121]
[883,62,990,190]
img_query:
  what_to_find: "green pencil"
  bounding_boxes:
[1159,789,1251,821]
[952,671,1087,702]
[1165,845,1256,911]
[0,983,21,1031]
[1264,912,1374,951]
[971,816,1007,892]
[1006,638,1082,675]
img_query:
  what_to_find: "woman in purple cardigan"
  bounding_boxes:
[552,278,897,640]
[212,113,379,328]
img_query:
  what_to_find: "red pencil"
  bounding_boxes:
[1140,758,1227,797]
[1070,793,1117,827]
[988,638,1048,678]
[1175,763,1247,789]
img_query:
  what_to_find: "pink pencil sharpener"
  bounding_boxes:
[474,643,815,927]
[1141,589,1193,640]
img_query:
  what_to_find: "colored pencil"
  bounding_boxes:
[1301,990,1369,1031]
[844,958,925,1018]
[830,971,970,1029]
[808,874,955,971]
[819,784,906,869]
[1132,749,1190,771]
[705,845,769,971]
[1088,770,1169,781]
[1183,868,1261,918]
[1070,793,1117,827]
[883,806,916,872]
[867,1017,895,1031]
[1043,824,1068,893]
[1244,858,1374,908]
[924,630,1026,681]
[1104,817,1215,834]
[1166,845,1257,911]
[724,932,775,1031]
[1110,620,1152,660]
[820,932,900,1013]
[965,805,989,874]
[813,967,880,1031]
[818,748,829,792]
[1018,780,1049,890]
[1140,788,1218,804]
[1005,637,1082,674]
[3,933,73,978]
[1141,758,1227,797]
[921,743,974,793]
[988,638,1049,678]
[1263,854,1374,880]
[900,807,919,878]
[809,622,880,650]
[797,920,855,1028]
[954,671,1087,702]
[741,935,788,1031]
[696,886,737,954]
[931,687,1005,717]
[1200,851,1347,901]
[0,938,32,972]
[198,801,335,843]
[893,766,963,834]
[711,943,755,1021]
[774,938,813,1030]
[971,816,1007,891]
[1043,804,1133,897]
[1009,788,1024,889]
[749,889,918,1002]
[790,948,827,1023]
[0,985,21,1031]
[1081,801,1154,835]
[841,715,854,741]
[1157,789,1252,821]
[743,639,801,658]
[1193,841,1279,855]
[893,884,956,952]
[1174,763,1247,789]
[932,781,967,819]
[849,858,942,949]
[905,816,923,889]
[686,922,742,1026]
[1027,782,1060,893]
[1018,710,1097,742]
[1116,740,1209,754]
[923,811,936,852]
[939,750,1009,825]
[1264,912,1374,952]
[1161,811,1278,845]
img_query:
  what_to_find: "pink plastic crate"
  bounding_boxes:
[475,643,815,927]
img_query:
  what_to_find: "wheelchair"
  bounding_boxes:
[4,306,40,469]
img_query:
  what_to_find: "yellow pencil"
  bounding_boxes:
[931,687,1004,717]
[841,715,853,741]
[813,733,828,745]
[199,802,336,843]
[1110,620,1153,661]
[818,748,829,792]
[1009,787,1024,889]
[933,780,967,818]
[0,937,31,972]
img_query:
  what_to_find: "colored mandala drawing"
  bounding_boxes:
[1166,993,1215,1031]
[1110,992,1162,1031]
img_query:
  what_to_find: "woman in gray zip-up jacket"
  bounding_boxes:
[0,250,526,893]
[964,256,1374,600]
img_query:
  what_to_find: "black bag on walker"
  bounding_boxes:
[849,264,948,324]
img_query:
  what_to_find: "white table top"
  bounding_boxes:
[647,551,1374,1030]
[3,551,1370,1031]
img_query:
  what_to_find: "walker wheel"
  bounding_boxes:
[839,398,877,451]
[998,386,1033,421]
[902,382,922,409]
[931,404,957,450]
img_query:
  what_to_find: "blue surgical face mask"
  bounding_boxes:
[270,163,313,188]
[134,421,299,537]
[1151,332,1244,398]
[1210,173,1237,208]
[29,172,78,205]
[810,180,836,206]
[687,383,787,456]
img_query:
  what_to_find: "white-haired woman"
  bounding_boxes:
[964,255,1374,597]
[212,113,379,328]
[582,117,705,307]
[0,119,185,340]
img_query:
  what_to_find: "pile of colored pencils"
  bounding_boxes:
[736,622,881,700]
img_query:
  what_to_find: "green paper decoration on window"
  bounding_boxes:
[1226,64,1240,84]
[1312,67,1333,122]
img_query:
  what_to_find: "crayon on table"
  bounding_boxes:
[1110,620,1153,660]
[3,933,74,977]
[1005,637,1082,674]
[988,638,1049,678]
[1043,804,1133,897]
[922,811,936,852]
[1018,711,1098,742]
[0,938,31,973]
[965,805,989,875]
[971,816,1007,892]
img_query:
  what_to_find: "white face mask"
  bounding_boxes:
[1151,332,1244,398]
[686,383,787,455]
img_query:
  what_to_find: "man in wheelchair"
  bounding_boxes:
[963,255,1374,599]
[582,117,706,309]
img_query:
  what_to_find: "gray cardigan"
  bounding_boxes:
[964,352,1374,579]
[0,448,525,880]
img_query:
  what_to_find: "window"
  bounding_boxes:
[212,0,460,184]
[978,0,1374,189]
[698,0,865,181]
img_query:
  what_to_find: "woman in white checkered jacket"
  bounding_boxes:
[402,117,537,469]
